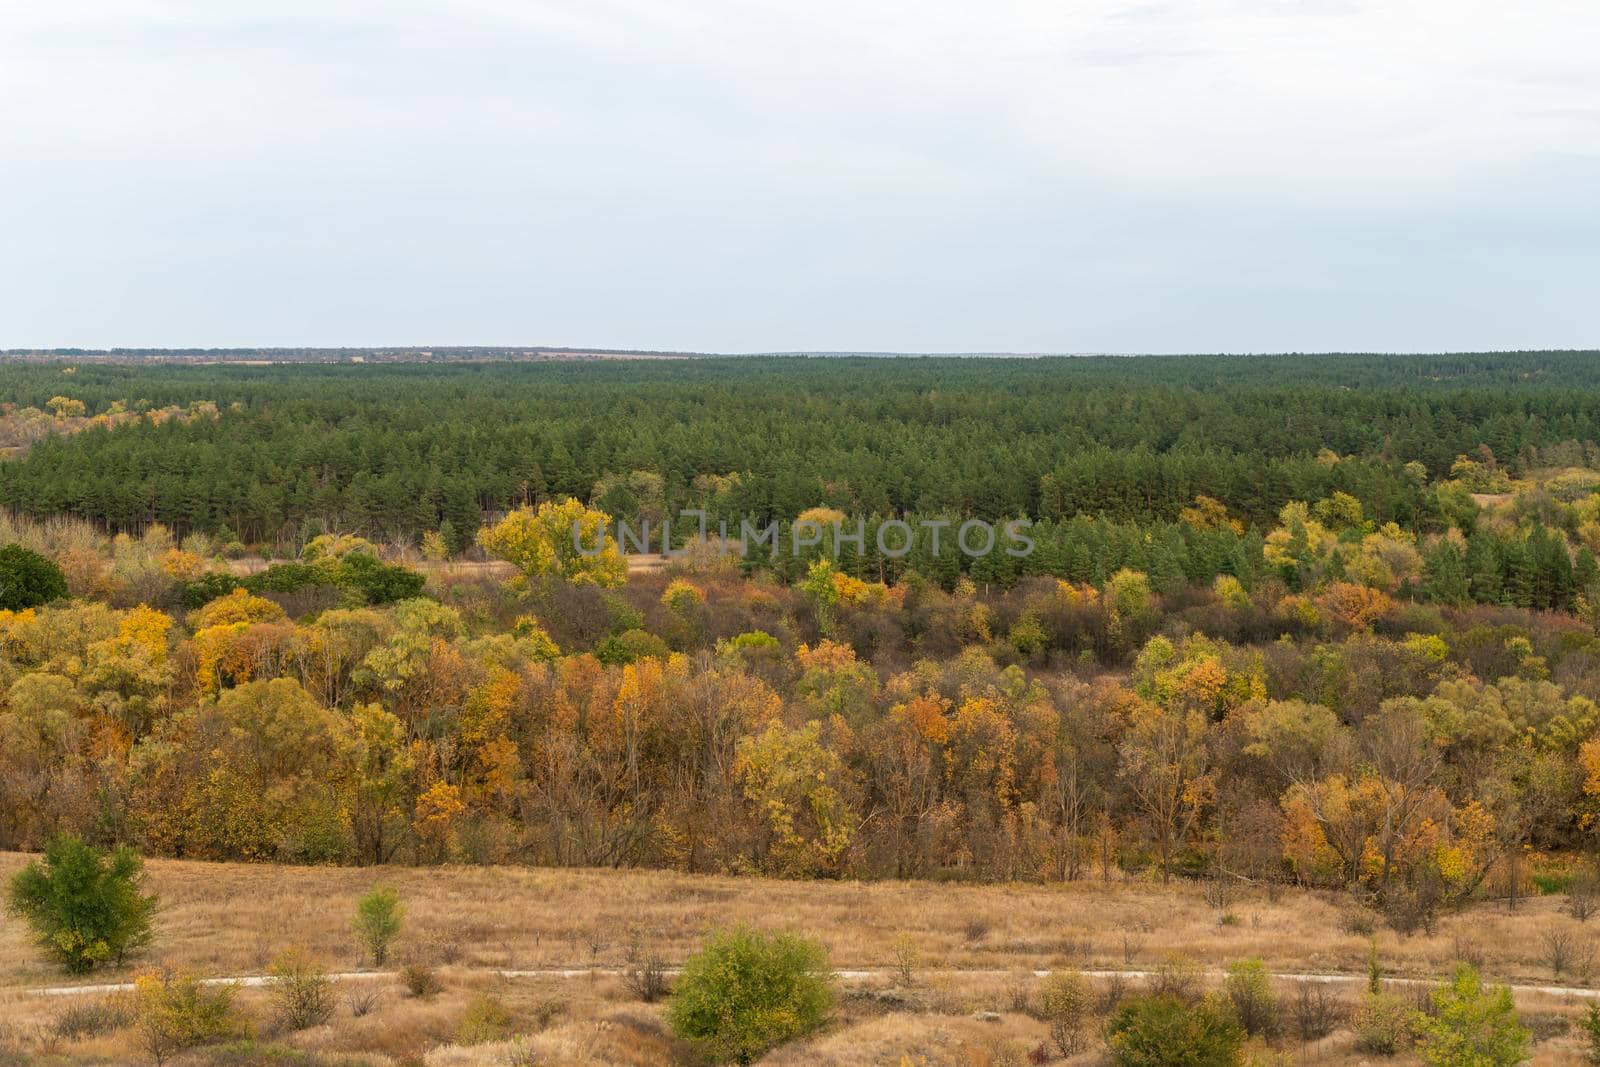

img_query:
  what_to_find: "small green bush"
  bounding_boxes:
[0,543,68,609]
[1417,965,1530,1067]
[456,992,513,1045]
[1581,1002,1600,1064]
[6,834,157,974]
[1353,991,1419,1055]
[595,628,670,665]
[353,886,403,966]
[1106,994,1244,1067]
[1533,871,1574,895]
[666,925,834,1064]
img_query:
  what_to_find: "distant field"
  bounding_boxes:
[3,854,1598,1064]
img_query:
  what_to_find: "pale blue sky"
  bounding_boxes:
[2,1,1597,352]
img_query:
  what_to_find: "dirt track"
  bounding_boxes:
[30,966,1600,1000]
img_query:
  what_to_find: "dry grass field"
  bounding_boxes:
[3,853,1599,1064]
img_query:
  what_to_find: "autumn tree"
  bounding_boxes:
[343,702,416,865]
[131,679,346,861]
[1118,689,1214,883]
[737,720,856,877]
[477,498,626,588]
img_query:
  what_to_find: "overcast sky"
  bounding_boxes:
[2,1,1597,353]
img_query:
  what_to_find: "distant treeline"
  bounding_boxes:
[0,345,701,362]
[0,352,1597,552]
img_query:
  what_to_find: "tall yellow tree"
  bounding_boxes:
[1117,691,1215,883]
[476,498,626,588]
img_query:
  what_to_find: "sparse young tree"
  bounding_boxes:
[353,886,404,966]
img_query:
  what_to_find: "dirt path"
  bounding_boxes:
[27,966,1600,1000]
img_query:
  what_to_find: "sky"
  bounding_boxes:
[2,0,1597,353]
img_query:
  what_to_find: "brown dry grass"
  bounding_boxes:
[4,853,1600,1064]
[4,853,1595,990]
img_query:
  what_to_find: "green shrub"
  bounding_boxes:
[722,631,780,654]
[0,543,68,609]
[182,572,240,609]
[595,628,670,665]
[184,554,423,610]
[1353,991,1419,1055]
[1581,1002,1600,1064]
[353,886,403,966]
[134,969,249,1065]
[331,552,426,604]
[1417,965,1530,1067]
[1224,958,1280,1038]
[6,834,157,974]
[1106,994,1244,1067]
[267,946,334,1031]
[456,992,513,1045]
[1038,969,1094,1056]
[666,925,835,1064]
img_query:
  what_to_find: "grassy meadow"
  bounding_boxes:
[4,854,1600,1064]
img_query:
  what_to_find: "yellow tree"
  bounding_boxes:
[943,696,1023,877]
[864,693,952,878]
[1317,581,1394,633]
[1117,692,1215,883]
[654,667,782,872]
[736,719,856,877]
[1179,495,1244,534]
[477,498,626,588]
[81,605,176,738]
[342,702,415,865]
[0,673,85,846]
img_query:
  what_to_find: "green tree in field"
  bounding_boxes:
[0,543,68,610]
[353,885,404,965]
[666,925,834,1064]
[1418,965,1530,1067]
[6,834,157,973]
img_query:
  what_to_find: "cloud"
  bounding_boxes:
[0,0,1596,349]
